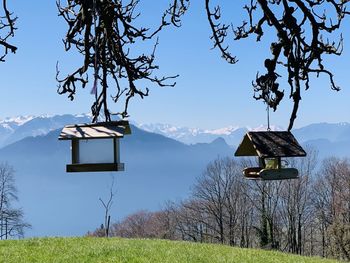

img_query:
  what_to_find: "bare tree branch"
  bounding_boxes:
[57,0,186,122]
[99,176,116,237]
[206,0,349,130]
[0,0,17,62]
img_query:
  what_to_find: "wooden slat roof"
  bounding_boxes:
[235,131,306,158]
[58,121,131,140]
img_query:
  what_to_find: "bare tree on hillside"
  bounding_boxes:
[251,180,284,249]
[192,158,229,244]
[310,157,350,259]
[174,199,211,243]
[87,155,350,260]
[112,210,152,238]
[316,158,342,257]
[99,176,116,237]
[313,158,350,260]
[0,163,30,239]
[280,147,318,254]
[108,209,175,239]
[238,157,283,248]
[191,157,246,245]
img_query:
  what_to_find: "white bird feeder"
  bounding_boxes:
[58,121,131,172]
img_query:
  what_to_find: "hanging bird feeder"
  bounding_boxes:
[58,120,131,173]
[234,131,306,180]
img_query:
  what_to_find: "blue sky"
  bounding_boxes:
[1,1,350,129]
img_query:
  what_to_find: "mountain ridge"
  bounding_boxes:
[1,114,350,147]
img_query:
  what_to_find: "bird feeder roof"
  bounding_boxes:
[234,131,306,158]
[58,120,131,140]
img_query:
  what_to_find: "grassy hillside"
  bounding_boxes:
[0,237,341,263]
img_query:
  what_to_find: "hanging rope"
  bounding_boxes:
[266,91,271,131]
[266,103,271,131]
[91,0,99,122]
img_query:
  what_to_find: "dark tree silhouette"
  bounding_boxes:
[0,0,17,62]
[99,176,115,238]
[0,163,31,239]
[56,0,188,122]
[206,0,349,130]
[170,0,189,27]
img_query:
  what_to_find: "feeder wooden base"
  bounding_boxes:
[66,163,125,173]
[260,168,298,180]
[243,167,299,180]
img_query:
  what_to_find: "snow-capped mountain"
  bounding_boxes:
[134,121,350,159]
[0,115,35,146]
[135,121,350,146]
[137,123,240,145]
[136,123,283,145]
[248,124,283,132]
[0,113,350,148]
[0,114,92,147]
[0,115,35,128]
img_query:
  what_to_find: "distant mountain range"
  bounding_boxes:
[135,122,350,146]
[136,123,283,145]
[0,114,349,237]
[0,114,91,147]
[136,121,350,159]
[3,114,350,147]
[1,114,350,159]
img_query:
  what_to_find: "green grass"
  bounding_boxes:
[0,237,341,263]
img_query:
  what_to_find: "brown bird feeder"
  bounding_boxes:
[235,131,306,180]
[59,120,131,173]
